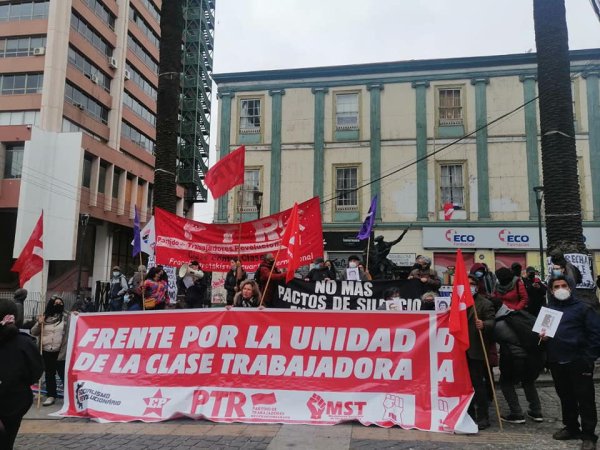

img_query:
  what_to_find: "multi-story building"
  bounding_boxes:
[0,0,214,295]
[212,49,600,281]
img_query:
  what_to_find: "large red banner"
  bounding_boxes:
[154,197,324,272]
[57,310,476,433]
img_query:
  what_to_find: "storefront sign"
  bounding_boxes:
[57,310,475,433]
[423,227,541,249]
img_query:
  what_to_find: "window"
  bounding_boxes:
[98,162,107,194]
[0,73,43,94]
[239,99,261,134]
[112,168,121,199]
[335,166,358,210]
[240,169,260,211]
[129,6,159,48]
[0,1,49,22]
[64,83,109,124]
[122,121,155,154]
[335,93,359,130]
[68,47,110,91]
[4,144,24,178]
[70,12,113,57]
[127,34,158,73]
[0,36,46,58]
[123,91,156,126]
[438,88,463,126]
[440,164,464,209]
[82,153,93,188]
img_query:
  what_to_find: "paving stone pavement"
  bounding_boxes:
[14,384,600,450]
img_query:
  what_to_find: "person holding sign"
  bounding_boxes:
[339,255,369,282]
[541,275,600,450]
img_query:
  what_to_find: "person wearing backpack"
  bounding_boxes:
[494,267,528,311]
[0,298,43,450]
[541,275,600,450]
[494,303,544,424]
[108,266,128,311]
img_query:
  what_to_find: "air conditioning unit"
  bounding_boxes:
[90,74,100,84]
[124,69,131,80]
[108,57,118,69]
[74,102,85,110]
[33,47,45,56]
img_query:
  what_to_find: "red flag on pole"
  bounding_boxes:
[204,145,245,199]
[11,212,44,287]
[443,202,455,221]
[281,203,301,283]
[448,249,474,352]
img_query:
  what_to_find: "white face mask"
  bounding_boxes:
[349,262,357,268]
[553,288,571,301]
[112,271,120,277]
[470,286,477,295]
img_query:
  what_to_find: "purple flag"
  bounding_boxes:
[357,195,377,240]
[132,205,141,257]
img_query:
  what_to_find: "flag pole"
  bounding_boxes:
[472,306,503,431]
[237,188,243,259]
[259,247,282,307]
[37,266,46,409]
[365,235,372,273]
[139,254,146,311]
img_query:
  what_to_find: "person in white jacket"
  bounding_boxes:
[31,296,69,406]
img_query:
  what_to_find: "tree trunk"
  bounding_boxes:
[533,0,597,304]
[154,1,183,214]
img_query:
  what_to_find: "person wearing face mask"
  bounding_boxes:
[420,291,437,311]
[469,263,497,299]
[305,258,332,282]
[523,266,547,317]
[407,255,441,294]
[466,274,496,430]
[108,265,129,311]
[30,296,71,406]
[339,255,369,281]
[494,267,528,311]
[541,276,600,449]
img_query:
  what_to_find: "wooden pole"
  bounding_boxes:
[472,305,503,431]
[37,267,46,408]
[139,254,146,311]
[259,247,282,307]
[365,235,372,273]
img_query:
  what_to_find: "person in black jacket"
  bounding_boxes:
[523,266,547,317]
[224,258,247,306]
[541,276,600,450]
[305,258,332,282]
[0,298,44,450]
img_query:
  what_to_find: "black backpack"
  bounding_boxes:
[503,309,541,354]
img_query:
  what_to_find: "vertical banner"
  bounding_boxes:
[58,310,475,433]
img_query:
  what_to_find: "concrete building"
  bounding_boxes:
[0,0,215,295]
[212,49,600,282]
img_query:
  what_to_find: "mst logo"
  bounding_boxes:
[306,393,366,419]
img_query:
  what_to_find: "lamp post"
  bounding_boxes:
[533,186,545,279]
[76,213,90,300]
[253,190,263,219]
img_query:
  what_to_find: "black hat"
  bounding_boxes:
[314,257,325,264]
[348,255,361,262]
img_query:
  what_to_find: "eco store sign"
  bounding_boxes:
[423,227,539,249]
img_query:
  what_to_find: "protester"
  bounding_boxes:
[420,291,436,311]
[108,265,128,311]
[0,298,43,450]
[511,262,523,279]
[305,258,333,282]
[357,263,373,281]
[542,275,600,449]
[256,253,287,306]
[183,261,208,308]
[224,258,247,306]
[495,302,544,424]
[469,263,497,299]
[494,267,528,311]
[339,255,369,281]
[232,280,261,308]
[143,267,167,310]
[30,295,70,406]
[324,260,338,280]
[407,255,441,293]
[12,288,27,329]
[466,274,496,430]
[523,266,547,317]
[550,250,582,286]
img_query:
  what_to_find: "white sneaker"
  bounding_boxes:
[43,397,55,406]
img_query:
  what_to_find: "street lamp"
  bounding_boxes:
[76,213,90,300]
[533,186,545,279]
[253,190,263,219]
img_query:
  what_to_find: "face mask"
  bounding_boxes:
[553,288,571,301]
[470,286,477,295]
[474,271,484,278]
[54,304,64,314]
[113,271,120,277]
[349,262,357,268]
[528,273,535,280]
[552,270,563,277]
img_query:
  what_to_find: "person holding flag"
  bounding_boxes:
[11,213,43,288]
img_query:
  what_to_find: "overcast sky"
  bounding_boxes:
[193,0,600,221]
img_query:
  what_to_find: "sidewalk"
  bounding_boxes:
[16,384,599,450]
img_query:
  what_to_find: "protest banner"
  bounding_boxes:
[57,309,476,433]
[273,279,427,310]
[154,197,323,272]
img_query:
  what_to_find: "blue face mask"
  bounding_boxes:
[474,271,484,278]
[552,270,563,277]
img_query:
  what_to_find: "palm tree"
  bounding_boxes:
[533,0,597,303]
[153,1,183,214]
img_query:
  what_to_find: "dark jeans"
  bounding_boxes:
[550,360,598,442]
[226,290,235,306]
[42,351,65,398]
[0,403,30,450]
[500,377,541,416]
[467,357,489,422]
[109,296,123,311]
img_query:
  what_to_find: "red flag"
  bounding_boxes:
[448,249,474,352]
[281,203,301,283]
[11,212,44,287]
[204,145,245,199]
[443,202,455,221]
